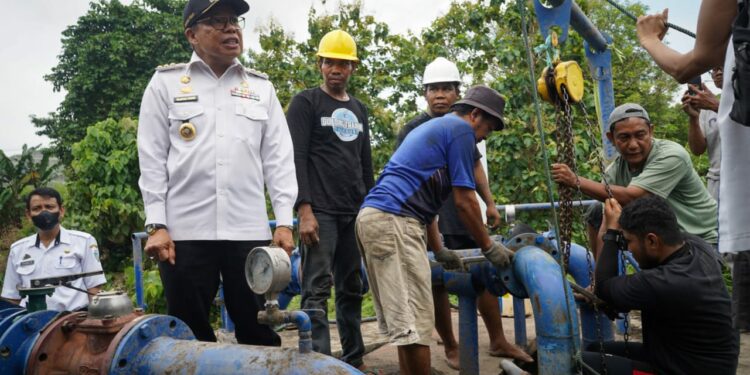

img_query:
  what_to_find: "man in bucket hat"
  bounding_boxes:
[355,85,515,374]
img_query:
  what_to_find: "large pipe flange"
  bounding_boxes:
[0,309,26,337]
[0,310,58,374]
[498,233,560,298]
[26,311,88,374]
[108,314,195,374]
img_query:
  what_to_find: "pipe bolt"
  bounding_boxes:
[139,324,151,339]
[23,318,37,331]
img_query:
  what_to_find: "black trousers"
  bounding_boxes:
[159,240,280,346]
[300,213,364,367]
[728,251,750,330]
[582,342,657,374]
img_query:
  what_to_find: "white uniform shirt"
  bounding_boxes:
[137,53,297,241]
[1,227,106,311]
[718,42,750,253]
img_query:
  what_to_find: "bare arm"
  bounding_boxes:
[637,2,736,82]
[87,286,102,302]
[453,187,492,250]
[1,298,20,305]
[473,160,501,227]
[551,163,650,205]
[682,90,708,155]
[687,114,708,155]
[427,219,443,253]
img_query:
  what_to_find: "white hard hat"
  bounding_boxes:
[422,57,461,85]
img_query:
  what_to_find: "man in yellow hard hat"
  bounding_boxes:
[286,29,373,369]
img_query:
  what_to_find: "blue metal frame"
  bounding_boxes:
[534,0,617,160]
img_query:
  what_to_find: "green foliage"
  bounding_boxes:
[67,118,143,272]
[32,0,190,164]
[124,264,167,313]
[249,0,682,243]
[0,145,59,234]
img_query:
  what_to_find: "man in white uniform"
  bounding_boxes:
[137,0,297,345]
[2,187,106,311]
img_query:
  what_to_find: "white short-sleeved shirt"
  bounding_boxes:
[1,227,107,311]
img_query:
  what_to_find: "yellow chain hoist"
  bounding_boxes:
[535,32,585,104]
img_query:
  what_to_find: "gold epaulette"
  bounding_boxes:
[245,67,269,80]
[155,62,187,72]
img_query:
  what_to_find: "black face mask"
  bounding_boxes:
[31,211,60,231]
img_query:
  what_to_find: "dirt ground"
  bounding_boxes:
[266,310,750,375]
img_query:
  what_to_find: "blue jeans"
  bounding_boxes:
[300,212,365,367]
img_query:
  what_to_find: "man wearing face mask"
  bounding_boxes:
[2,187,106,311]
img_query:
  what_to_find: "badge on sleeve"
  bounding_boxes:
[90,243,100,262]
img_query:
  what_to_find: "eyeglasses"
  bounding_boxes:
[196,16,245,30]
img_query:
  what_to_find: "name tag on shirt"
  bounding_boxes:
[20,260,34,267]
[174,95,199,103]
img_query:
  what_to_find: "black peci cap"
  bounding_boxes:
[183,0,250,28]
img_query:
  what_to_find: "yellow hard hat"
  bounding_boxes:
[316,29,359,62]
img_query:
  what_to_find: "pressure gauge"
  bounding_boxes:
[245,246,291,297]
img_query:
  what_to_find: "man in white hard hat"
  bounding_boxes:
[395,57,532,368]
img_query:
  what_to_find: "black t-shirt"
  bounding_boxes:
[395,111,481,239]
[286,87,375,215]
[596,234,739,374]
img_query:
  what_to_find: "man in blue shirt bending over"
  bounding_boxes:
[355,85,515,375]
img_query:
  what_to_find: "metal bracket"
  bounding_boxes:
[584,33,618,161]
[534,0,573,44]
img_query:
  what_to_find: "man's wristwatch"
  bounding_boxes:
[602,229,624,247]
[145,224,167,236]
[276,225,294,232]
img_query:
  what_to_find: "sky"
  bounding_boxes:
[1,0,702,155]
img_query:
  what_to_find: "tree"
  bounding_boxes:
[0,145,59,233]
[32,0,190,164]
[66,117,143,271]
[248,0,682,240]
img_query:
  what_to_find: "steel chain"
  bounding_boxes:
[576,101,630,352]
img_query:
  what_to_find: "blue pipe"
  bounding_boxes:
[513,296,528,347]
[288,310,312,353]
[0,310,58,374]
[458,295,479,375]
[127,336,362,374]
[131,232,147,309]
[219,285,235,332]
[567,243,615,348]
[513,246,580,375]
